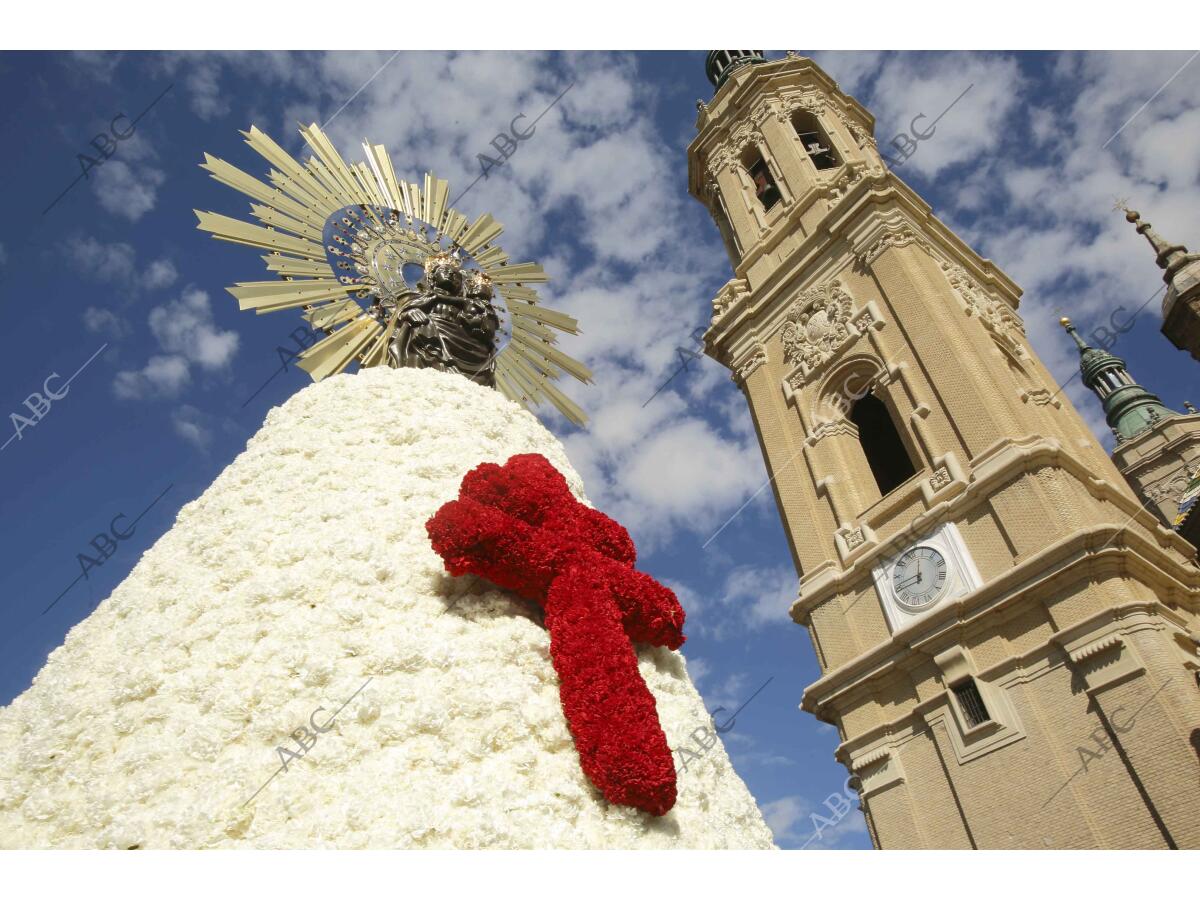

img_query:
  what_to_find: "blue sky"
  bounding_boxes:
[0,50,1197,850]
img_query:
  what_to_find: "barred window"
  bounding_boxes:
[953,679,991,728]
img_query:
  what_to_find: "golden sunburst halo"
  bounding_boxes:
[193,123,591,425]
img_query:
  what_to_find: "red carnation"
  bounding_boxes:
[426,453,685,816]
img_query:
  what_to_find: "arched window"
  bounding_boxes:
[849,392,918,495]
[741,146,781,210]
[792,110,839,171]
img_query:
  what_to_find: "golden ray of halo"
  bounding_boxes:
[194,124,589,423]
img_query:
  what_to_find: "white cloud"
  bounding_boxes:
[679,564,799,638]
[63,236,177,292]
[762,793,868,849]
[68,238,179,343]
[808,51,886,98]
[155,50,313,121]
[867,52,1025,179]
[113,288,239,400]
[697,670,753,723]
[65,236,137,283]
[171,404,213,449]
[683,656,710,686]
[82,306,130,339]
[92,159,165,221]
[142,258,179,291]
[728,565,800,629]
[69,51,123,81]
[114,355,191,400]
[185,60,229,120]
[147,288,240,371]
[731,748,796,769]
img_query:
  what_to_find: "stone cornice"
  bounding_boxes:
[801,528,1199,723]
[1112,412,1200,473]
[792,435,1194,619]
[829,603,1183,766]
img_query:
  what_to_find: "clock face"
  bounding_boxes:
[891,546,949,611]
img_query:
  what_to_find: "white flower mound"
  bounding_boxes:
[0,367,775,849]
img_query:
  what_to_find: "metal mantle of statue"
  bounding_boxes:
[193,123,591,424]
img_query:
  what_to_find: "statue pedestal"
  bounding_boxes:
[0,367,774,849]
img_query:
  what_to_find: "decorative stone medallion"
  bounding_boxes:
[780,280,858,376]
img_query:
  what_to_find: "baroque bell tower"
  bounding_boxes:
[689,52,1200,849]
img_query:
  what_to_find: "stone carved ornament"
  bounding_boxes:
[1145,468,1195,503]
[940,260,1025,341]
[822,164,865,209]
[732,347,768,384]
[856,224,1026,354]
[780,280,858,374]
[857,224,931,268]
[929,466,953,491]
[704,106,775,181]
[712,278,750,324]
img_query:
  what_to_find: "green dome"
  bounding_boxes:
[1060,317,1176,441]
[705,51,766,89]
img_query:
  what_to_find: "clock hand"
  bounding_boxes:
[896,574,920,590]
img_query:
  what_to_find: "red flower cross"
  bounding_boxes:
[425,453,686,816]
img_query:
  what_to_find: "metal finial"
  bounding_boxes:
[1060,316,1090,352]
[1113,197,1141,223]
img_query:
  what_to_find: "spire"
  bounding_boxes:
[1059,317,1176,441]
[1062,317,1090,352]
[705,51,766,90]
[1116,203,1193,280]
[1115,202,1200,331]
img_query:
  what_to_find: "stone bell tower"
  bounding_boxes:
[688,52,1200,849]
